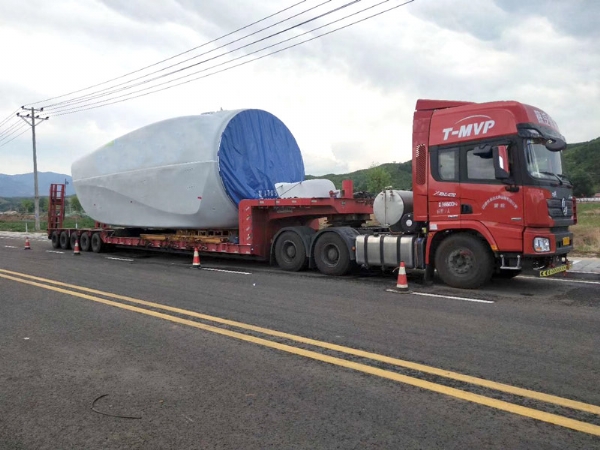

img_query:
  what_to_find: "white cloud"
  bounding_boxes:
[1,0,598,177]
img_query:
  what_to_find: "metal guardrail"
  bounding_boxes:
[576,198,600,203]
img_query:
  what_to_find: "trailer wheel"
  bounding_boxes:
[69,232,79,249]
[80,233,91,252]
[91,233,103,253]
[51,232,60,249]
[59,231,71,250]
[274,231,308,272]
[435,234,493,289]
[314,232,353,276]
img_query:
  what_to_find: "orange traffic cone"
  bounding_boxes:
[394,261,409,292]
[24,237,31,250]
[73,238,81,256]
[192,248,201,269]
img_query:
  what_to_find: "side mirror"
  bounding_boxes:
[493,145,510,180]
[545,138,566,152]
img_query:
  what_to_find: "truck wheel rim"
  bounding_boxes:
[283,241,297,260]
[448,249,474,275]
[322,244,339,266]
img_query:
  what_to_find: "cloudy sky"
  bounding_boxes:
[0,0,598,177]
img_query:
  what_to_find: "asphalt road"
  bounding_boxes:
[1,236,599,449]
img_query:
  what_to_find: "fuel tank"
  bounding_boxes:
[373,189,414,232]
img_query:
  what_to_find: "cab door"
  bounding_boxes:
[458,142,524,252]
[428,146,461,227]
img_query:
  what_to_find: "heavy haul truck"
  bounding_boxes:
[47,100,575,288]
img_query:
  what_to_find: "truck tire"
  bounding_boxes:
[80,233,91,252]
[435,234,493,289]
[275,231,308,272]
[91,233,103,253]
[70,233,79,249]
[314,232,353,276]
[51,232,60,249]
[59,231,71,250]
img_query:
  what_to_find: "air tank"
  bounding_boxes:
[71,109,305,228]
[373,190,414,232]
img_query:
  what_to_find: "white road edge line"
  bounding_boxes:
[4,245,18,248]
[386,289,494,304]
[413,292,494,304]
[45,250,64,254]
[105,257,135,262]
[520,276,600,286]
[202,267,251,275]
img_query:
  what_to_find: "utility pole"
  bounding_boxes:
[17,107,49,232]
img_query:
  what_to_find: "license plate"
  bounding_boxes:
[562,237,570,246]
[539,264,569,277]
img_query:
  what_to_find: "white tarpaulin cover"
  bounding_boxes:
[72,109,304,228]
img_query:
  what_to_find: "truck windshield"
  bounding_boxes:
[524,139,565,182]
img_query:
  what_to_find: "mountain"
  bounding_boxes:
[307,160,413,193]
[0,172,75,197]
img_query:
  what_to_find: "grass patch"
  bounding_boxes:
[0,215,96,232]
[0,221,32,232]
[572,202,600,256]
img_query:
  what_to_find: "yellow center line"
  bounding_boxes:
[1,272,599,437]
[1,268,599,417]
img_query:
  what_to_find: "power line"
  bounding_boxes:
[50,0,404,115]
[56,0,408,116]
[54,0,413,117]
[0,119,22,138]
[0,124,27,148]
[0,121,28,143]
[41,0,335,110]
[3,3,410,142]
[0,108,20,129]
[47,0,355,114]
[44,0,359,113]
[26,0,309,107]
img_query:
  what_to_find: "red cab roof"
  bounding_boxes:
[415,99,474,111]
[416,99,562,146]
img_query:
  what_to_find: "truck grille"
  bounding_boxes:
[547,198,573,219]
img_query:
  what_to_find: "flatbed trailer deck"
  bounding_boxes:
[48,182,375,273]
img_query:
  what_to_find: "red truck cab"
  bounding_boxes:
[412,99,574,287]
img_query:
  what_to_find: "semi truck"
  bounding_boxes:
[47,100,575,289]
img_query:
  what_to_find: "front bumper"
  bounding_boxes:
[523,228,574,255]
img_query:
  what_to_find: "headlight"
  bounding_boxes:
[533,237,550,252]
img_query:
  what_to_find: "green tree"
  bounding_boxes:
[39,197,48,212]
[570,170,595,197]
[70,195,83,212]
[21,199,33,213]
[564,137,600,194]
[366,165,392,194]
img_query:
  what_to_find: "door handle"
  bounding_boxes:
[461,204,473,214]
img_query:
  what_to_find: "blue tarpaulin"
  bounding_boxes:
[218,109,305,205]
